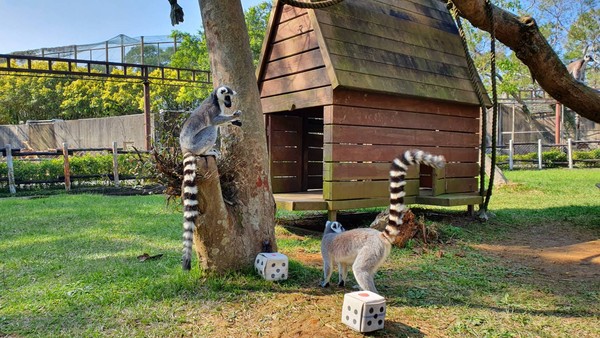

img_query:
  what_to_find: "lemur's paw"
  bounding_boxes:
[338,280,345,287]
[231,120,242,127]
[320,281,330,288]
[233,110,242,117]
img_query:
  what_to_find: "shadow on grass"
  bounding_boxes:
[2,195,599,336]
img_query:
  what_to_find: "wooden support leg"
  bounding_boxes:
[467,205,475,216]
[327,210,337,221]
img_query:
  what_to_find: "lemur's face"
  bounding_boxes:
[216,86,237,108]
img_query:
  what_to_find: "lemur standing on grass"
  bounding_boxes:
[179,85,242,271]
[320,150,446,293]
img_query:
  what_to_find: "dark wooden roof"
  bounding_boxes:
[257,0,490,106]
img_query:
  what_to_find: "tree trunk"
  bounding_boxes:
[451,0,600,123]
[192,0,277,273]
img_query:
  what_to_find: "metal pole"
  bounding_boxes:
[143,81,152,150]
[105,41,109,63]
[509,139,514,170]
[140,36,145,65]
[6,145,16,194]
[62,142,71,192]
[497,103,503,146]
[112,141,120,187]
[511,103,515,142]
[567,138,573,169]
[555,102,561,144]
[537,139,543,170]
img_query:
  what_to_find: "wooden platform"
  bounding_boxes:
[274,190,483,211]
[274,191,328,211]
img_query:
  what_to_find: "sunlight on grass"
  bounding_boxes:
[1,169,599,337]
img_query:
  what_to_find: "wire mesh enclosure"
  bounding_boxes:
[12,34,181,66]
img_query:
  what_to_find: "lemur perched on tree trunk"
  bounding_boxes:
[179,85,242,271]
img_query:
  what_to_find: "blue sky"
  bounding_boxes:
[0,0,267,54]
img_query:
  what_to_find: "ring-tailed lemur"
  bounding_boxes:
[320,221,347,286]
[320,150,445,293]
[566,54,595,83]
[179,85,242,271]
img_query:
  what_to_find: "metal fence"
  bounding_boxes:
[495,139,600,170]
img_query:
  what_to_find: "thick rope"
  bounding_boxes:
[447,2,488,203]
[447,1,498,216]
[482,0,498,213]
[280,0,345,9]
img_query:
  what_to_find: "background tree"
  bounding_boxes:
[451,0,600,122]
[245,1,273,66]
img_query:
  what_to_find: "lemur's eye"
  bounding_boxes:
[220,88,227,94]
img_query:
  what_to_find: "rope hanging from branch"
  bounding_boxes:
[482,0,498,214]
[447,0,498,218]
[279,0,345,9]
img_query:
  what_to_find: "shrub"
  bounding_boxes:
[542,150,567,168]
[0,152,155,188]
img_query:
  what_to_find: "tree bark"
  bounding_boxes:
[192,0,277,273]
[451,0,600,123]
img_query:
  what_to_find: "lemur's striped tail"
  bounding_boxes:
[182,152,199,270]
[385,150,445,238]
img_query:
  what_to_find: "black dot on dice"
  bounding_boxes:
[347,306,351,311]
[271,274,275,278]
[345,315,349,321]
[354,309,358,315]
[353,319,357,324]
[271,263,276,267]
[276,269,280,273]
[367,320,372,326]
[380,306,384,312]
[378,319,383,325]
[369,308,374,314]
[374,314,378,319]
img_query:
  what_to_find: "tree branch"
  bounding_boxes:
[451,0,600,123]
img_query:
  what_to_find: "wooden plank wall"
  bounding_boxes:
[323,89,480,208]
[259,4,333,113]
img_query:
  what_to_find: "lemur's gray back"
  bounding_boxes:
[179,92,222,154]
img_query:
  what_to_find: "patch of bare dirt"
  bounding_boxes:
[473,223,600,281]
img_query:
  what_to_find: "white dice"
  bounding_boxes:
[254,252,288,281]
[341,291,386,332]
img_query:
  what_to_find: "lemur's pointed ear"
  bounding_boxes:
[325,221,331,228]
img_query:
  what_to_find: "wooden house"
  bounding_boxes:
[256,0,490,219]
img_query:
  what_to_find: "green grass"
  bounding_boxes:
[1,168,599,337]
[489,168,600,231]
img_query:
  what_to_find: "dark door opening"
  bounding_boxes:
[267,108,323,193]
